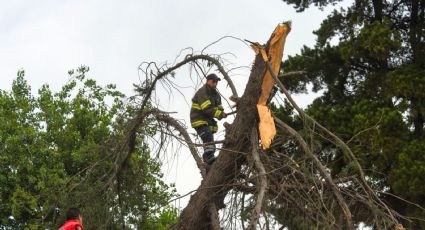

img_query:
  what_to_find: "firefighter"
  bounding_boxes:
[190,73,227,164]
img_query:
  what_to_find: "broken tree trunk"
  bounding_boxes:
[172,24,289,230]
[112,21,403,229]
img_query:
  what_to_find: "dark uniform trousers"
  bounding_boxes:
[194,125,216,164]
[190,84,224,164]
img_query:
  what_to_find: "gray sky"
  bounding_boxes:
[0,0,348,209]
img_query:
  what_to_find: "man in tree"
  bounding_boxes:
[59,208,83,230]
[190,73,227,164]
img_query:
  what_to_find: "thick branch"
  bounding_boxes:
[247,129,268,230]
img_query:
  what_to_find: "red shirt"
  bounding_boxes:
[59,220,83,230]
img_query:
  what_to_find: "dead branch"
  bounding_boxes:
[149,54,239,99]
[274,116,353,229]
[151,108,206,176]
[247,128,268,230]
[265,59,399,224]
[281,71,307,78]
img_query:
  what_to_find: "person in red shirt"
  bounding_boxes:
[59,207,83,230]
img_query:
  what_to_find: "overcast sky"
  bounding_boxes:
[0,0,349,209]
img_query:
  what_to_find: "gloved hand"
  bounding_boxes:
[222,112,227,119]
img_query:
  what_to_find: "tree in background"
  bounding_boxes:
[0,67,177,229]
[280,0,425,227]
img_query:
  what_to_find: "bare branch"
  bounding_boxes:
[247,128,268,230]
[274,116,353,229]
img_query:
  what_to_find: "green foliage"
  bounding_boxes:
[391,140,425,199]
[339,19,401,63]
[0,68,177,229]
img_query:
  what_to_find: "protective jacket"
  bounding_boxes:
[190,84,224,133]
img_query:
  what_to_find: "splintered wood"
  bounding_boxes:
[255,23,290,149]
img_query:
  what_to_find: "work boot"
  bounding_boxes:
[203,152,216,165]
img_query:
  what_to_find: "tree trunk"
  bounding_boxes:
[412,97,424,138]
[172,37,271,230]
